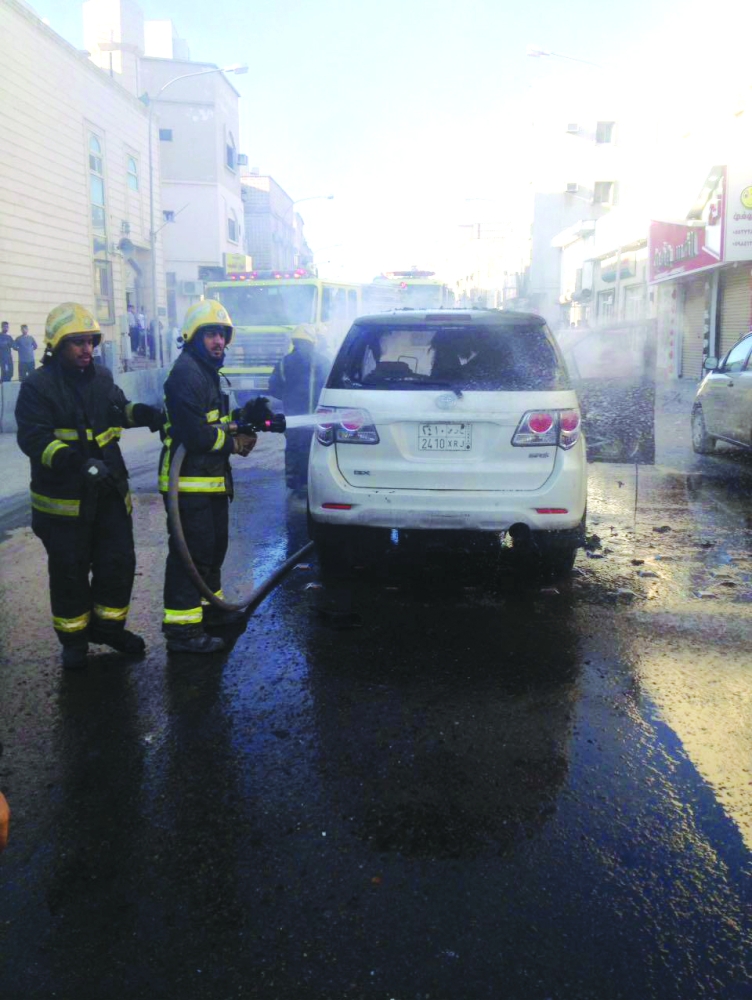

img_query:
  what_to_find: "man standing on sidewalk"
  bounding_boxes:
[0,322,14,382]
[15,302,164,670]
[13,325,38,381]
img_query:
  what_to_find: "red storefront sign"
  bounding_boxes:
[648,220,722,283]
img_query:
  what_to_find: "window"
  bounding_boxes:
[721,336,752,373]
[597,289,615,319]
[94,260,114,324]
[593,180,616,205]
[329,322,568,392]
[226,132,236,171]
[163,210,175,223]
[322,287,344,322]
[595,121,615,144]
[127,156,139,192]
[88,133,103,173]
[159,129,173,142]
[227,210,239,243]
[623,284,644,321]
[89,133,106,232]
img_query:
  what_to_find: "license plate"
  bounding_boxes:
[418,423,472,451]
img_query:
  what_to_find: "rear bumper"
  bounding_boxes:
[308,441,587,533]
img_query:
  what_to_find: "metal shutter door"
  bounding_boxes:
[681,281,707,380]
[719,268,751,358]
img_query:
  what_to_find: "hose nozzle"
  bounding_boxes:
[260,413,286,434]
[235,413,286,435]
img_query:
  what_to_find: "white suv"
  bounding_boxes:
[308,310,587,575]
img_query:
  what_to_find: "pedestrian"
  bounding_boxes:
[0,321,14,382]
[15,302,164,670]
[158,299,270,654]
[127,303,139,356]
[137,307,147,355]
[13,324,38,380]
[269,325,330,492]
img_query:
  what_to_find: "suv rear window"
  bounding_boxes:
[328,322,570,392]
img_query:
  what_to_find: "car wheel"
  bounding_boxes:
[691,405,716,454]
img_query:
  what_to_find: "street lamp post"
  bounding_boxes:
[145,63,248,365]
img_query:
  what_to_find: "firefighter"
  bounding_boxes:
[159,299,267,654]
[269,325,330,492]
[15,303,164,670]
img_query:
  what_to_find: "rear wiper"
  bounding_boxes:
[402,378,464,397]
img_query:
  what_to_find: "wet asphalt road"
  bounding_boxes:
[1,435,751,1000]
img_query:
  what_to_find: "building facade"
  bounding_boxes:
[1,0,163,372]
[138,56,245,326]
[83,0,246,329]
[241,172,313,272]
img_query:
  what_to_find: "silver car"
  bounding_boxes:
[692,332,752,454]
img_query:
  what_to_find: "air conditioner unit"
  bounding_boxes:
[566,182,579,194]
[180,280,204,297]
[566,123,581,134]
[237,153,249,167]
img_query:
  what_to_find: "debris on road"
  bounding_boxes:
[615,588,639,601]
[653,525,672,534]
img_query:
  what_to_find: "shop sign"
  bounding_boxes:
[648,221,721,282]
[600,252,636,283]
[649,166,725,283]
[724,166,752,261]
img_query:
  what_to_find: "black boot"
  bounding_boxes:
[62,643,88,671]
[89,627,146,656]
[166,632,226,654]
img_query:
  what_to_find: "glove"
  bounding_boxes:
[240,396,274,430]
[129,403,165,434]
[144,406,165,434]
[82,458,113,487]
[232,433,257,457]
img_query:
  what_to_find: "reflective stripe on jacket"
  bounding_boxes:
[158,348,235,495]
[15,359,157,518]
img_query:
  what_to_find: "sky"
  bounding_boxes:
[27,0,744,282]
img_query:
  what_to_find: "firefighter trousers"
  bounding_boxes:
[284,427,314,490]
[32,489,136,647]
[162,493,229,636]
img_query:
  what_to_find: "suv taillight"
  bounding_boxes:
[315,406,380,446]
[512,409,581,450]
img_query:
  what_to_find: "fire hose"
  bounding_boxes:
[166,412,314,614]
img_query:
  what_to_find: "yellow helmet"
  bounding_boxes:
[45,303,101,351]
[291,324,316,344]
[181,299,233,345]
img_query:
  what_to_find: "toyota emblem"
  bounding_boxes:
[435,392,458,410]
